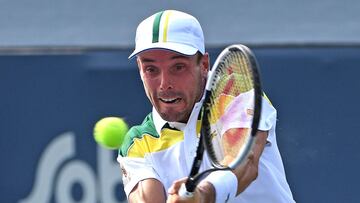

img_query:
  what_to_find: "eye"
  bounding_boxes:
[144,66,157,74]
[174,63,185,71]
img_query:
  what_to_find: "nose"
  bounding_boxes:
[159,71,173,90]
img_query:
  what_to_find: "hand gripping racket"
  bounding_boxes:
[179,44,262,198]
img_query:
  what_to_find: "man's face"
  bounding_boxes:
[137,49,209,123]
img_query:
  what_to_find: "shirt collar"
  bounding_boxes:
[152,107,187,135]
[152,107,168,135]
[152,95,205,135]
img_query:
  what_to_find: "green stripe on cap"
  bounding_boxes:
[152,11,164,43]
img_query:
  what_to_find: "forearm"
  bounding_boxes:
[233,130,268,194]
[129,178,166,203]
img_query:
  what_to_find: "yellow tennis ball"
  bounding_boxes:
[93,117,128,149]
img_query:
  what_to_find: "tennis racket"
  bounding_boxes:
[179,44,262,198]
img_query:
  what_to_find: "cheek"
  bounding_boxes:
[183,76,203,100]
[142,79,158,97]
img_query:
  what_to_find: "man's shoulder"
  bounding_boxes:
[130,113,159,138]
[119,113,159,157]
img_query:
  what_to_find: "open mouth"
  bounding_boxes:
[159,98,181,104]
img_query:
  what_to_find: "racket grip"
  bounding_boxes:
[178,183,194,199]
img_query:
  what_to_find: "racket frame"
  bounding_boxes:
[181,44,262,196]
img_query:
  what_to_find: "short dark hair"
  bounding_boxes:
[195,51,204,65]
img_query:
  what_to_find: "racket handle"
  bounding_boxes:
[178,183,194,199]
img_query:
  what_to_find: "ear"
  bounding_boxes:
[200,52,210,79]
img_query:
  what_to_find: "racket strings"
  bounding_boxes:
[209,51,255,124]
[205,50,256,166]
[231,51,254,94]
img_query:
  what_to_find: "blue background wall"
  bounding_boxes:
[1,0,360,47]
[1,46,359,203]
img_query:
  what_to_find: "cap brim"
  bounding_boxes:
[128,42,199,59]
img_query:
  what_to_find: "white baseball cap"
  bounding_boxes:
[129,10,205,59]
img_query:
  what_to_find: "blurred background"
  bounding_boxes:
[1,0,359,202]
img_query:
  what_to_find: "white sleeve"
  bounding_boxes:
[218,89,255,134]
[117,155,161,197]
[216,91,277,144]
[258,97,277,144]
[258,97,277,131]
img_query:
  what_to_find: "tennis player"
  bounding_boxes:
[117,10,295,203]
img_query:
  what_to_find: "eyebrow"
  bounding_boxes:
[139,54,190,63]
[171,55,189,60]
[139,58,156,63]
